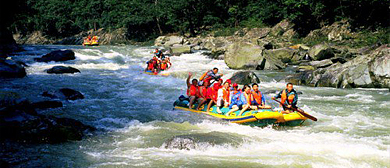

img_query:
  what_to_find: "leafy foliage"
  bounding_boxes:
[7,0,390,41]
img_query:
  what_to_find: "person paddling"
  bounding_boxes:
[199,67,223,86]
[186,72,199,109]
[272,83,298,114]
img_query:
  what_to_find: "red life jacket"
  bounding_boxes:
[199,86,207,99]
[147,61,154,70]
[187,84,198,97]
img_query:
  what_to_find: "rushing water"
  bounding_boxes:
[1,45,389,168]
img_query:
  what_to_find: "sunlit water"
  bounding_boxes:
[1,45,389,168]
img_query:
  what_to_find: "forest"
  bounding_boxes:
[5,0,390,41]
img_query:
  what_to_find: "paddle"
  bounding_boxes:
[273,99,317,121]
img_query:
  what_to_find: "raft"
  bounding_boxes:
[173,97,308,127]
[144,70,169,76]
[83,36,99,46]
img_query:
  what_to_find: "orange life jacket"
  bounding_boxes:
[187,84,198,97]
[281,89,295,105]
[222,88,230,102]
[251,90,262,105]
[160,62,167,70]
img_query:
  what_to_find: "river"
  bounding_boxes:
[1,45,389,167]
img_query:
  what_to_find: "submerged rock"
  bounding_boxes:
[34,50,75,62]
[42,88,84,100]
[163,132,243,150]
[0,59,26,78]
[0,92,94,143]
[32,100,63,109]
[46,66,80,74]
[230,71,260,85]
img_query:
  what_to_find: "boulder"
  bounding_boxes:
[169,45,192,56]
[308,59,334,68]
[32,100,63,110]
[257,54,286,70]
[0,59,26,78]
[229,71,260,85]
[201,36,233,53]
[46,66,80,74]
[155,36,184,47]
[243,28,271,39]
[224,41,262,69]
[308,43,335,60]
[368,45,390,88]
[35,50,75,62]
[270,19,294,36]
[262,48,298,63]
[282,29,297,40]
[42,88,84,100]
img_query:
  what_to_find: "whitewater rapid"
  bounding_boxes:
[1,45,389,168]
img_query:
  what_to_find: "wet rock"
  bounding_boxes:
[42,88,84,100]
[308,43,335,60]
[46,66,80,74]
[298,65,315,71]
[0,59,26,78]
[32,101,63,109]
[34,50,75,62]
[308,59,333,68]
[224,41,262,69]
[0,92,95,143]
[169,45,191,56]
[229,71,260,85]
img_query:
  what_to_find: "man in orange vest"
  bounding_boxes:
[251,83,271,109]
[186,72,199,109]
[272,83,298,113]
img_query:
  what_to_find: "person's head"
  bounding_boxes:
[203,80,210,87]
[192,79,198,86]
[242,84,251,93]
[252,83,259,91]
[212,67,218,74]
[233,83,238,90]
[155,48,159,51]
[223,81,230,89]
[286,83,293,92]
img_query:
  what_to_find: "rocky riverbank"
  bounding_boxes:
[154,20,389,89]
[13,28,132,45]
